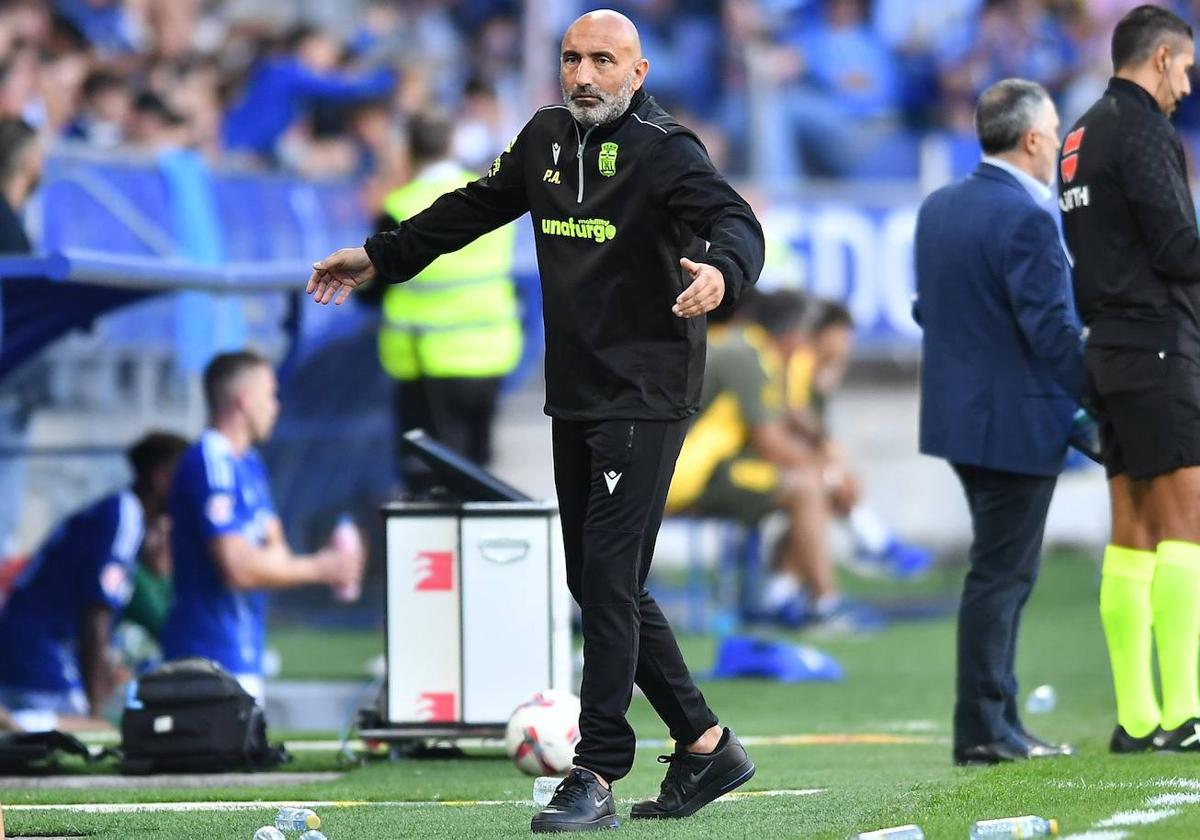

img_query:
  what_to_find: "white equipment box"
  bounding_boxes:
[372,500,572,737]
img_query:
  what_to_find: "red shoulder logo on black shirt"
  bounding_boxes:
[1061,127,1085,183]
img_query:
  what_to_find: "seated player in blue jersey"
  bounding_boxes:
[161,351,364,702]
[0,431,189,731]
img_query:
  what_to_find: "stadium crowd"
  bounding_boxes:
[2,0,1199,183]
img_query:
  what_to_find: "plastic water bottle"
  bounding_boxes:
[299,832,327,840]
[1024,685,1057,715]
[253,828,285,840]
[970,816,1059,839]
[534,775,562,806]
[332,514,363,603]
[853,826,924,840]
[275,807,321,831]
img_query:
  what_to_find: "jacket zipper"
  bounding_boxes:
[575,123,595,204]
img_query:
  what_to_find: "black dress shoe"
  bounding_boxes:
[1111,724,1161,753]
[1018,729,1075,757]
[531,768,619,833]
[953,736,1030,766]
[630,728,755,819]
[1154,718,1200,752]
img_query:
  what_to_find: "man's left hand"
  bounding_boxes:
[674,257,725,318]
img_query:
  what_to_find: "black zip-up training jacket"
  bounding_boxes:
[1060,77,1200,352]
[364,89,765,421]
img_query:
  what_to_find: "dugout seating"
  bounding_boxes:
[652,517,764,634]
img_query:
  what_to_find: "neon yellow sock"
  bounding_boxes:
[1100,545,1160,737]
[1154,541,1200,730]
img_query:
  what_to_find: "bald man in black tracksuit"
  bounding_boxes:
[307,10,765,833]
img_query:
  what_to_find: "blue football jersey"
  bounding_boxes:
[0,490,142,692]
[160,430,275,676]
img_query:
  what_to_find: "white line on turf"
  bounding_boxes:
[2,788,826,814]
[1061,777,1200,838]
[1147,793,1200,807]
[280,733,937,752]
[1096,809,1178,827]
[1054,777,1200,791]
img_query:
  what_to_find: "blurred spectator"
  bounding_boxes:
[64,68,129,147]
[371,110,522,490]
[222,23,395,164]
[0,116,38,251]
[349,97,406,207]
[872,0,981,120]
[936,0,1082,132]
[0,39,43,124]
[0,118,40,562]
[140,0,202,61]
[128,89,188,150]
[53,0,141,56]
[39,15,90,133]
[120,435,192,642]
[0,431,188,729]
[160,351,363,701]
[753,0,902,179]
[452,75,507,171]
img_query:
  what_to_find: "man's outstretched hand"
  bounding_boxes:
[307,247,377,305]
[673,257,725,318]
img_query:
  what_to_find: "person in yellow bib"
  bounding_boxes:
[375,110,522,489]
[667,290,877,632]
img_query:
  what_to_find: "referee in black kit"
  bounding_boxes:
[306,9,763,834]
[1060,5,1200,754]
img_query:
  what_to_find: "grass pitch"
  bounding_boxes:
[5,550,1200,839]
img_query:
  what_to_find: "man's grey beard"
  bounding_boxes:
[563,71,636,127]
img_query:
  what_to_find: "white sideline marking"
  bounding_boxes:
[1097,809,1178,827]
[1147,793,1200,807]
[2,788,825,815]
[1061,777,1200,838]
[1054,777,1200,791]
[276,733,934,753]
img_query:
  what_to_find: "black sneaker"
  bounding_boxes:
[531,768,619,833]
[1154,718,1200,752]
[629,728,755,820]
[1110,724,1162,754]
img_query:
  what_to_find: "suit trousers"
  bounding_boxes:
[552,417,718,783]
[951,463,1057,748]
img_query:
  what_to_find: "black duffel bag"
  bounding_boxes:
[120,657,288,774]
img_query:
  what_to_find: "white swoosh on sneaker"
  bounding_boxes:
[592,796,608,809]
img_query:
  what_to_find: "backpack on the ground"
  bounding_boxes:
[119,657,289,774]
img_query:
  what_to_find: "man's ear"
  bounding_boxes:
[1157,43,1172,74]
[1024,127,1039,156]
[631,57,649,90]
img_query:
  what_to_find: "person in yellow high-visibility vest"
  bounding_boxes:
[376,110,522,489]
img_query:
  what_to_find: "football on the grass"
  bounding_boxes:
[504,689,581,776]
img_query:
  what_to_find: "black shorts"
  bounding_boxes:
[1085,345,1200,481]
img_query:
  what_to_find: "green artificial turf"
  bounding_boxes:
[7,550,1200,839]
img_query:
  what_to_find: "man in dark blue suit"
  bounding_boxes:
[915,79,1086,765]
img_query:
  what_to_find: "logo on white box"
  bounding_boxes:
[414,550,454,592]
[415,692,456,722]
